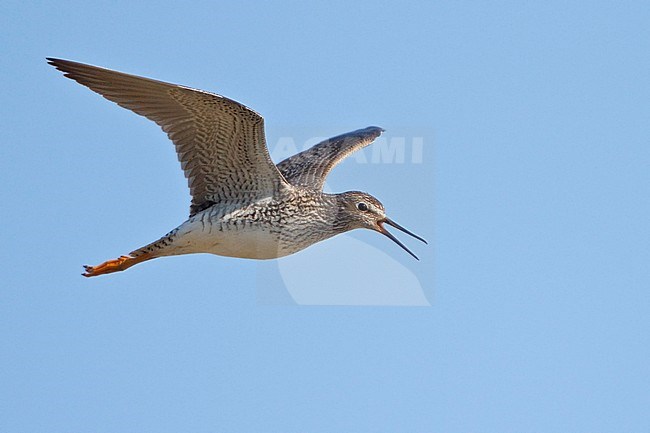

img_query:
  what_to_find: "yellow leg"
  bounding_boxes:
[82,253,151,277]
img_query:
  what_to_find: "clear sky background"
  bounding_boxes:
[1,1,649,432]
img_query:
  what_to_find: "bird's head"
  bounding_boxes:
[337,191,427,260]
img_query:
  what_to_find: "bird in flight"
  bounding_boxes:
[47,58,427,277]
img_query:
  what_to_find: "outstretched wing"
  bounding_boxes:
[276,126,384,190]
[48,58,288,216]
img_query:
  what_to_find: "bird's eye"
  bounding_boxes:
[357,202,369,211]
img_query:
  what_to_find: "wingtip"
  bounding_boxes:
[358,126,385,139]
[46,57,84,72]
[46,57,66,71]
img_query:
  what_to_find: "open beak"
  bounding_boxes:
[377,218,428,260]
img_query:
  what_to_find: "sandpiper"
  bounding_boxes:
[48,58,427,277]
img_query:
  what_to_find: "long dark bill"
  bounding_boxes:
[378,218,428,261]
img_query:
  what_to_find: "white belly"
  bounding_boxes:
[170,219,292,260]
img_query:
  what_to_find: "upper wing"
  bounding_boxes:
[276,126,384,190]
[47,58,288,216]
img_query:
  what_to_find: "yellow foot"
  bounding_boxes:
[82,254,147,277]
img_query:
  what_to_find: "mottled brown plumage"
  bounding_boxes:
[47,58,426,277]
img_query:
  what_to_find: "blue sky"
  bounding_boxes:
[1,1,649,432]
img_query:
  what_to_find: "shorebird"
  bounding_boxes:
[48,58,427,277]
